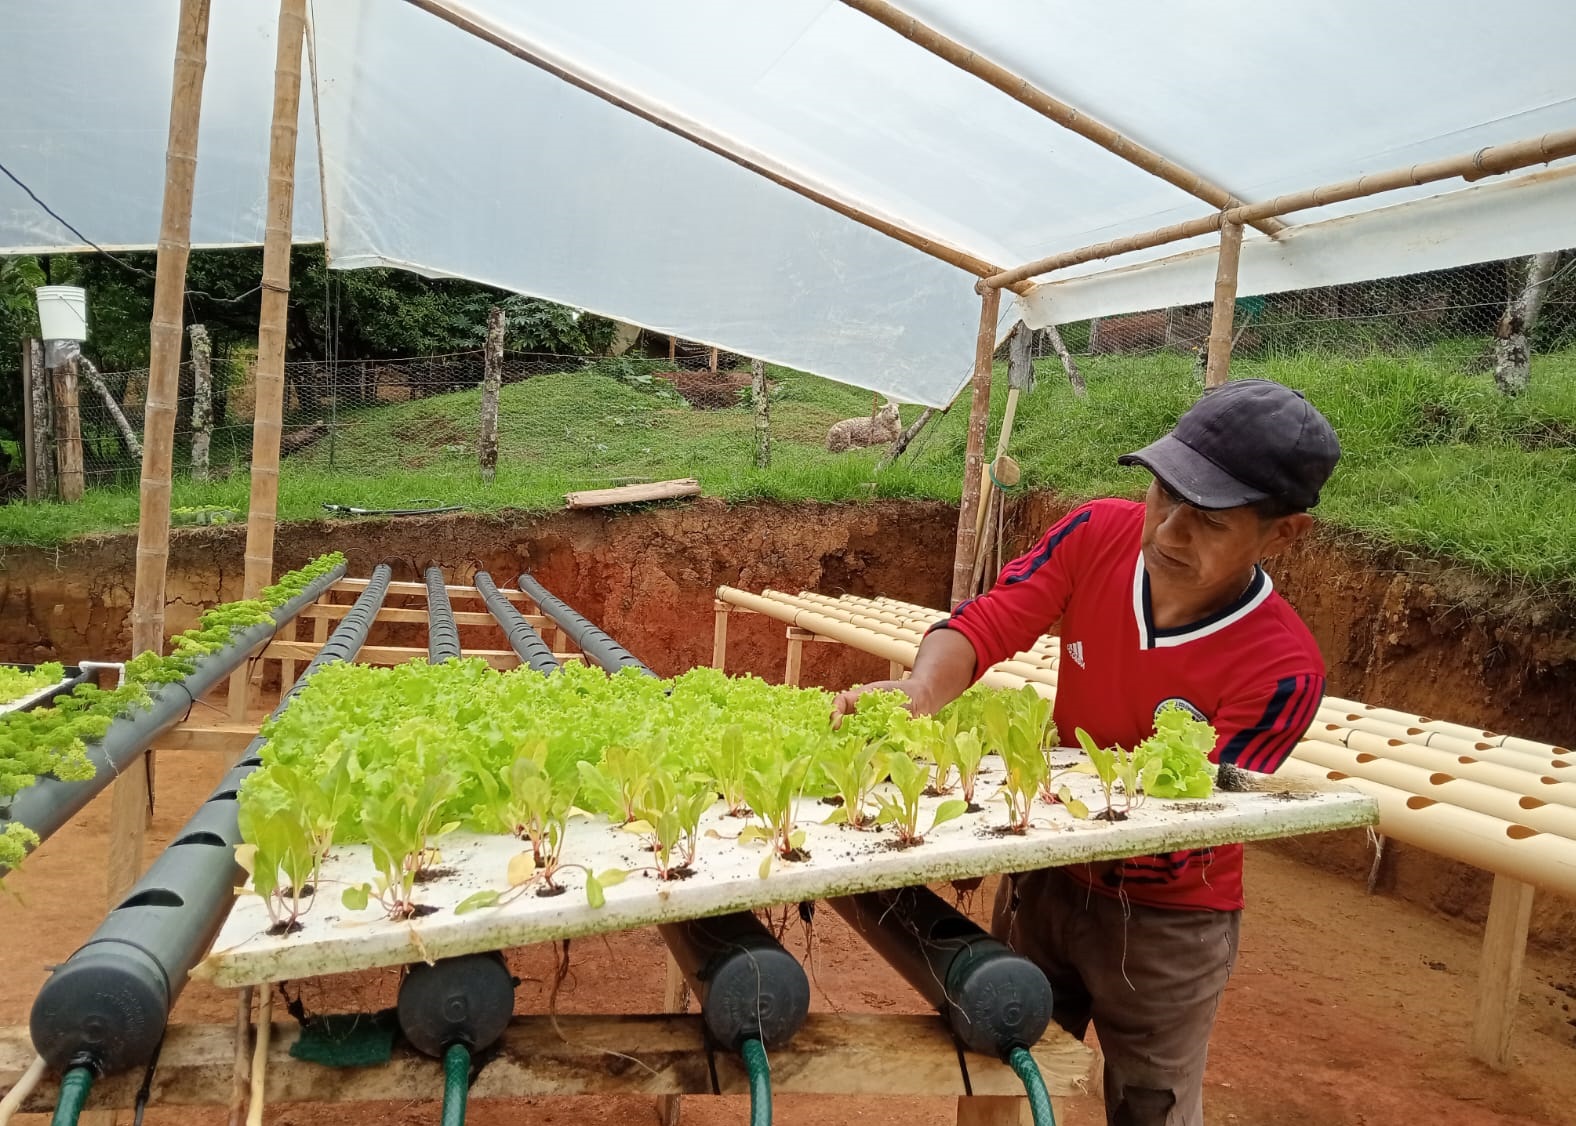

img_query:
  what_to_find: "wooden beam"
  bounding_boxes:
[332,577,529,603]
[984,125,1576,291]
[840,0,1284,239]
[951,286,1001,607]
[304,603,516,628]
[0,1015,1090,1109]
[1470,875,1536,1069]
[153,722,260,754]
[784,634,804,687]
[1204,220,1245,389]
[261,641,522,669]
[402,0,1023,291]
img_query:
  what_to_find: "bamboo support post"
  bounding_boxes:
[479,305,502,484]
[1204,220,1245,388]
[711,601,730,671]
[117,0,212,920]
[889,659,907,680]
[233,0,307,721]
[784,629,806,687]
[189,323,213,480]
[1470,875,1536,1069]
[951,286,1002,607]
[403,0,1022,291]
[840,0,1283,241]
[984,126,1576,290]
[48,343,85,502]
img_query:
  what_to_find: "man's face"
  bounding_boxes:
[1141,478,1307,595]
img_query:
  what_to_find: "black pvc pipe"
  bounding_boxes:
[396,950,516,1058]
[515,574,656,677]
[0,663,96,715]
[28,565,393,1077]
[657,912,810,1051]
[425,566,461,664]
[827,886,1052,1058]
[474,572,558,674]
[0,561,347,861]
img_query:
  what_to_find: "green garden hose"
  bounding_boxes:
[50,1067,93,1126]
[740,1037,772,1126]
[1007,1046,1055,1126]
[441,1043,470,1126]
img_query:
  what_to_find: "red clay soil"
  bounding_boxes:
[2,742,1574,1125]
[654,370,760,409]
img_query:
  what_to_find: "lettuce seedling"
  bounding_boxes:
[628,769,717,880]
[1136,703,1217,799]
[740,730,820,875]
[998,717,1049,834]
[701,723,751,817]
[872,751,967,846]
[952,729,987,806]
[819,732,890,829]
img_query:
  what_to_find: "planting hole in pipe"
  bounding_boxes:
[172,831,226,847]
[118,889,183,910]
[1406,797,1436,811]
[1506,825,1539,840]
[1429,773,1454,786]
[212,790,239,802]
[1521,797,1547,810]
[1357,754,1378,764]
[1542,777,1560,786]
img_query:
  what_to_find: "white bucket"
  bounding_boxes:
[35,285,88,342]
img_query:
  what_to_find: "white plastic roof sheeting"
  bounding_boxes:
[3,1,1576,406]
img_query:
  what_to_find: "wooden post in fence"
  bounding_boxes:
[189,323,214,480]
[751,357,770,468]
[479,305,503,484]
[20,339,40,500]
[708,346,719,373]
[231,0,307,724]
[1204,220,1245,389]
[47,343,85,502]
[950,286,1001,608]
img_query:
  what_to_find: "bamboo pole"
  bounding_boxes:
[116,0,212,926]
[839,0,1284,240]
[983,126,1576,291]
[711,601,730,671]
[232,0,307,723]
[951,286,1001,608]
[1204,220,1244,388]
[403,0,1024,292]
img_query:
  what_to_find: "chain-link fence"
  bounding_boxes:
[22,250,1576,502]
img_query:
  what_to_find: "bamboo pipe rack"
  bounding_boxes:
[984,126,1576,290]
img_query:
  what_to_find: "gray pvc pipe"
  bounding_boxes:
[474,571,558,674]
[516,573,656,677]
[425,566,461,664]
[0,561,348,858]
[28,564,392,1076]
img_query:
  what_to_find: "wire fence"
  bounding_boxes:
[22,250,1576,499]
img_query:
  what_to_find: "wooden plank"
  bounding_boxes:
[657,953,691,1125]
[1470,875,1536,1068]
[711,602,730,672]
[784,635,804,687]
[0,1015,1090,1110]
[564,478,701,510]
[304,603,515,628]
[152,722,260,754]
[261,642,520,670]
[956,1096,1031,1126]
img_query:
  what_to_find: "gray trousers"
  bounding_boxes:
[991,867,1240,1126]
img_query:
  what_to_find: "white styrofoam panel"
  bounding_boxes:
[198,753,1375,988]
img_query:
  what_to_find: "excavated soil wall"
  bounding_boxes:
[3,495,1573,948]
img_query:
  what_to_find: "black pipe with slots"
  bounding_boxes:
[516,573,656,677]
[0,561,347,863]
[29,565,394,1077]
[425,566,461,663]
[474,571,558,674]
[827,885,1052,1057]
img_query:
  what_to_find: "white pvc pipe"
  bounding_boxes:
[1291,742,1576,840]
[1276,757,1576,900]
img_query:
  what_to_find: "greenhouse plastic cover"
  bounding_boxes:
[3,1,1576,406]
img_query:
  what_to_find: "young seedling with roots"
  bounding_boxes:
[627,769,717,880]
[872,751,968,847]
[740,731,820,877]
[700,722,751,817]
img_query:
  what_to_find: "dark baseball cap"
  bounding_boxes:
[1118,378,1340,510]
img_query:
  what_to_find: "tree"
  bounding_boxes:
[1493,251,1563,396]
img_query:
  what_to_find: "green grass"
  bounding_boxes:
[3,345,1575,585]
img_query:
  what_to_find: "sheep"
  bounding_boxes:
[826,398,901,453]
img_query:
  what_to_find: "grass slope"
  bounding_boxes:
[2,347,1574,583]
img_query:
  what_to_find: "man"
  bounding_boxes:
[832,378,1340,1126]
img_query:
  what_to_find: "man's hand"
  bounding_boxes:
[830,679,929,729]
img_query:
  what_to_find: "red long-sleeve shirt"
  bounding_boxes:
[936,498,1325,911]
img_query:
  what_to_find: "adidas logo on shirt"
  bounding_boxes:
[1066,640,1086,668]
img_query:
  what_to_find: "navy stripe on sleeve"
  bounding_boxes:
[1219,676,1299,767]
[1237,675,1323,774]
[1000,510,1091,585]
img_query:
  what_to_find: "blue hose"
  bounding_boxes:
[1008,1046,1056,1126]
[50,1067,93,1126]
[741,1037,772,1126]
